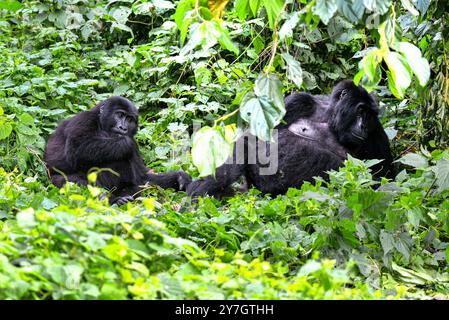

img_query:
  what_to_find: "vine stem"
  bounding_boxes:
[265,30,278,74]
[265,0,289,74]
[214,107,240,126]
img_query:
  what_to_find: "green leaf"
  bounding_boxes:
[415,0,430,15]
[249,0,261,17]
[254,73,285,113]
[17,208,37,229]
[174,0,194,30]
[431,159,449,193]
[362,50,379,82]
[279,12,300,41]
[379,230,394,255]
[336,0,364,23]
[398,42,430,86]
[0,122,13,140]
[281,53,303,89]
[215,22,239,55]
[397,153,429,168]
[194,62,212,87]
[363,0,392,15]
[313,0,337,25]
[385,51,412,98]
[401,0,419,16]
[240,94,284,142]
[0,0,23,11]
[18,113,35,126]
[235,0,249,20]
[191,126,233,177]
[262,0,284,29]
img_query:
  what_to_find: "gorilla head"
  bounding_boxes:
[328,80,380,150]
[98,96,138,137]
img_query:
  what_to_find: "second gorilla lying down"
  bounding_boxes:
[187,80,395,199]
[44,96,191,205]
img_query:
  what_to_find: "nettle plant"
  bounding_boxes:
[174,0,431,176]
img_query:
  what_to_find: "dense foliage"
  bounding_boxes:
[0,0,448,299]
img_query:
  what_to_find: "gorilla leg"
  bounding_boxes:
[50,173,88,188]
[147,171,192,191]
[187,162,245,199]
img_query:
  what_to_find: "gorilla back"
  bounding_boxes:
[45,96,191,205]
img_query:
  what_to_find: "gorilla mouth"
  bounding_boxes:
[351,132,365,141]
[112,128,127,135]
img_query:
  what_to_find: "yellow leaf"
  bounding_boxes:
[208,0,229,19]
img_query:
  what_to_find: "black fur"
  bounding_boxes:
[44,96,191,205]
[187,80,394,199]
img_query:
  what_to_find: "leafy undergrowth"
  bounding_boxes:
[1,154,449,300]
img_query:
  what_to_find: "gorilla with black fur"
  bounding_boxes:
[44,96,191,205]
[187,80,394,199]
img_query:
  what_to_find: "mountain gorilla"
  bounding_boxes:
[44,96,191,205]
[187,80,394,199]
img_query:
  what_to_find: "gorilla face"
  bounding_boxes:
[99,96,138,137]
[328,80,379,149]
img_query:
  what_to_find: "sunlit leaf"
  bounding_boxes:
[313,0,337,24]
[208,0,230,19]
[192,126,233,177]
[281,53,303,89]
[398,42,430,86]
[385,51,412,98]
[262,0,285,29]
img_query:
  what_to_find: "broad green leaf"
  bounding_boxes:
[19,113,35,126]
[401,0,419,16]
[153,0,176,10]
[17,208,37,229]
[313,0,337,25]
[235,0,249,20]
[379,230,394,255]
[336,0,364,23]
[398,42,430,86]
[254,73,285,113]
[281,53,303,89]
[249,0,261,17]
[385,51,412,98]
[262,0,285,29]
[194,62,212,87]
[362,50,378,81]
[208,0,230,19]
[215,22,239,55]
[416,0,430,15]
[192,126,232,177]
[397,153,428,168]
[363,0,392,15]
[0,0,23,11]
[279,12,300,41]
[0,122,13,140]
[431,159,449,193]
[240,94,282,142]
[174,0,194,30]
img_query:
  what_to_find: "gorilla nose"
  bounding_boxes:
[117,125,127,133]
